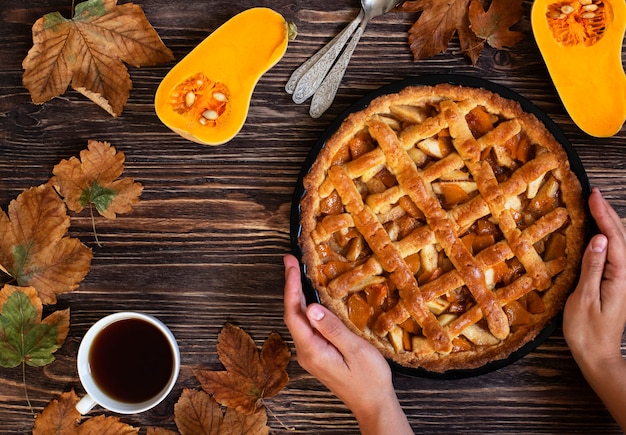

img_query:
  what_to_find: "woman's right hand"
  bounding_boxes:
[283,254,413,435]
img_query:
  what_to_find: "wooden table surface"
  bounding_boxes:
[1,0,625,433]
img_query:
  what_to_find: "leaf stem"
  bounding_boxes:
[89,204,102,247]
[265,402,295,431]
[22,362,34,415]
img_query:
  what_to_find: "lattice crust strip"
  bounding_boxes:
[299,84,586,371]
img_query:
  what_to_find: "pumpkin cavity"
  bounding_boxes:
[169,72,230,127]
[546,0,607,47]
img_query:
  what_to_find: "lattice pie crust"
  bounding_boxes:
[299,84,586,372]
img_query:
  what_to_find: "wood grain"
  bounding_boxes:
[0,0,624,433]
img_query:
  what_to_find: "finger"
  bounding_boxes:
[599,192,626,240]
[306,304,364,359]
[283,255,304,310]
[590,188,626,244]
[575,234,608,301]
[283,255,315,341]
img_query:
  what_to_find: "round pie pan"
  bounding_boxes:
[290,74,591,379]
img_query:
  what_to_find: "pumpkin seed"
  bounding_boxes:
[213,92,227,102]
[548,10,566,19]
[185,92,196,107]
[202,109,219,120]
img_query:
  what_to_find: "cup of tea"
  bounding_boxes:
[76,312,180,414]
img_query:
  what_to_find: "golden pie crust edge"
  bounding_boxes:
[298,83,586,373]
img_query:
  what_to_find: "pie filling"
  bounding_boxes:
[299,84,586,372]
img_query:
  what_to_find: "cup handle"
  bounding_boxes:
[76,394,97,414]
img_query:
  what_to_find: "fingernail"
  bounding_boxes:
[308,304,325,321]
[590,235,607,252]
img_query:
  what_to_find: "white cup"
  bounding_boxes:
[76,312,180,414]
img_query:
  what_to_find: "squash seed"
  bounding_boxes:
[548,10,566,19]
[213,92,227,102]
[185,92,196,107]
[202,109,219,120]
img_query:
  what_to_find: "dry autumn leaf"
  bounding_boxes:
[51,140,143,220]
[146,428,178,435]
[401,0,524,64]
[173,388,269,435]
[194,323,290,415]
[22,0,174,117]
[468,0,525,49]
[0,184,93,305]
[32,390,139,435]
[221,405,270,435]
[0,285,69,369]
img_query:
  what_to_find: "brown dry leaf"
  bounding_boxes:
[32,390,139,434]
[146,429,178,435]
[174,388,224,435]
[402,0,481,64]
[221,406,269,435]
[173,388,269,435]
[77,415,140,435]
[146,428,178,435]
[468,0,525,49]
[193,324,290,415]
[0,184,92,305]
[51,140,143,220]
[22,0,174,117]
[32,390,81,434]
[401,0,524,64]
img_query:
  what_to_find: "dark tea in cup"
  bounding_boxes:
[76,312,180,414]
[90,317,175,403]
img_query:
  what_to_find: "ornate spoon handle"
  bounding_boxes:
[289,11,364,104]
[309,19,367,118]
[284,23,355,95]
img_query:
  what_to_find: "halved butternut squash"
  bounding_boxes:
[155,8,295,145]
[531,0,626,137]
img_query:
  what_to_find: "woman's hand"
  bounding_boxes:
[283,254,413,435]
[563,188,626,431]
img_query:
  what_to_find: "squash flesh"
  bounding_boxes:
[155,8,289,145]
[531,0,626,137]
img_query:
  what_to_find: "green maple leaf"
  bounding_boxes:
[79,181,117,215]
[0,285,69,368]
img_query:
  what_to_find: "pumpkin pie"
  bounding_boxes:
[298,83,586,373]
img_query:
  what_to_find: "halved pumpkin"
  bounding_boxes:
[531,0,626,137]
[155,8,294,145]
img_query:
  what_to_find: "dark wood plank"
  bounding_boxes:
[0,0,624,433]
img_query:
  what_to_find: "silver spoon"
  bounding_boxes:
[286,10,364,102]
[309,0,400,118]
